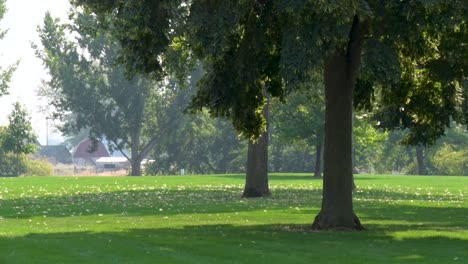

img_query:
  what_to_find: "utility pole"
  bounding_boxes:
[46,117,49,146]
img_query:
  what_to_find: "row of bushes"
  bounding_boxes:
[0,154,53,176]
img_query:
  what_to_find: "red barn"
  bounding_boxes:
[72,138,110,166]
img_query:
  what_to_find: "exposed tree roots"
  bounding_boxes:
[241,188,271,198]
[311,211,364,231]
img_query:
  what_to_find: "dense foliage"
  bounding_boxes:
[144,76,246,175]
[1,103,38,171]
[0,0,17,98]
[35,10,180,175]
[0,104,43,176]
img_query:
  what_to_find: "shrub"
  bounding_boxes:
[432,145,467,176]
[0,154,54,176]
[24,158,54,176]
[0,153,26,176]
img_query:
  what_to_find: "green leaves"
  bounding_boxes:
[187,0,284,139]
[273,87,325,146]
[74,0,185,79]
[0,62,18,97]
[36,8,178,175]
[71,0,467,145]
[2,103,38,156]
[0,0,17,97]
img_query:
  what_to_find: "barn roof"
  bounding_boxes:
[72,138,110,158]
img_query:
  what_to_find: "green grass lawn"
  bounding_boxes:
[0,174,466,264]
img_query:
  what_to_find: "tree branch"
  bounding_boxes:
[111,139,133,165]
[140,135,160,160]
[346,15,368,81]
[140,117,176,159]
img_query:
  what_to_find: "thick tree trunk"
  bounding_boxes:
[313,142,323,178]
[130,132,143,176]
[243,136,271,197]
[242,98,271,198]
[130,157,143,176]
[312,16,367,230]
[416,146,426,175]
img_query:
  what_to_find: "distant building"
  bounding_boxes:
[36,145,72,164]
[72,138,110,166]
[96,157,131,171]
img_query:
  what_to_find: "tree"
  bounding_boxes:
[145,74,245,175]
[410,125,468,176]
[273,87,325,178]
[432,126,468,176]
[2,103,38,175]
[71,0,187,79]
[269,138,314,173]
[432,145,467,176]
[185,2,282,197]
[280,1,467,230]
[35,11,172,176]
[147,114,245,175]
[353,115,388,174]
[0,126,17,176]
[0,0,18,98]
[243,98,271,197]
[73,0,467,230]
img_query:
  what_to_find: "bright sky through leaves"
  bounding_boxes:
[0,0,70,145]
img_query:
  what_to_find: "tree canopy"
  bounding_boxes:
[35,10,176,175]
[272,86,325,177]
[0,0,18,98]
[2,102,38,155]
[1,103,38,175]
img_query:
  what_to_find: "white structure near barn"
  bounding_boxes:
[95,157,131,171]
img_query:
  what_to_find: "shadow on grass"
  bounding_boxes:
[218,174,386,181]
[0,224,466,264]
[216,174,323,181]
[0,187,466,231]
[217,174,394,181]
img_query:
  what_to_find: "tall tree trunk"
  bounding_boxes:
[312,16,367,230]
[16,151,20,176]
[416,146,426,175]
[130,130,143,176]
[314,141,323,178]
[131,156,143,176]
[242,98,271,198]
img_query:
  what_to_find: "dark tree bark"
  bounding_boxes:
[242,98,271,198]
[416,146,426,175]
[130,136,143,176]
[130,156,143,176]
[125,112,160,176]
[312,16,367,230]
[314,141,323,178]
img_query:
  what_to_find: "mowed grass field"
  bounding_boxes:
[0,174,466,264]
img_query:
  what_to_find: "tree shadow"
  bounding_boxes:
[218,173,399,181]
[0,187,465,232]
[0,188,249,219]
[217,173,320,181]
[0,224,466,264]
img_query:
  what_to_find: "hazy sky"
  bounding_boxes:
[0,0,70,145]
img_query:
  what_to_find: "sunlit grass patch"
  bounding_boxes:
[0,174,466,264]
